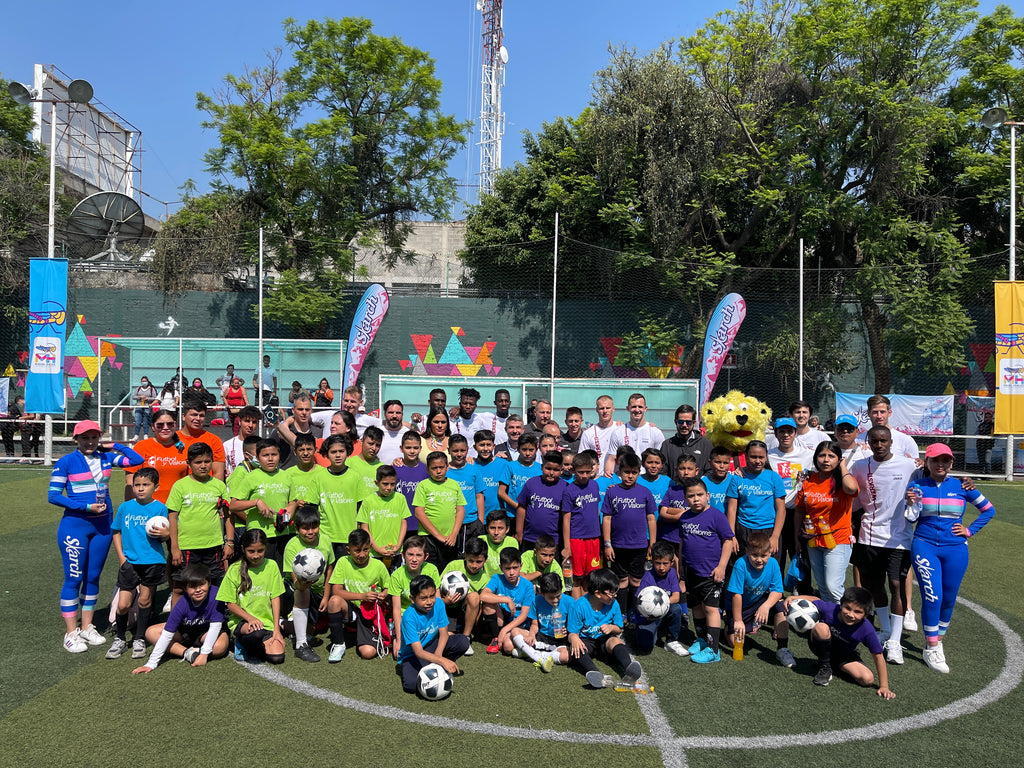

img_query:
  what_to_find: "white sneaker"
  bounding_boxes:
[884,639,904,665]
[328,642,346,663]
[463,643,474,657]
[664,640,690,657]
[132,639,147,659]
[64,629,88,653]
[105,638,128,659]
[904,609,918,632]
[923,645,949,673]
[79,624,107,646]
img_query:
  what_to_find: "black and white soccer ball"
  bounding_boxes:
[637,586,671,620]
[440,570,471,601]
[786,598,820,634]
[417,662,453,700]
[291,548,327,582]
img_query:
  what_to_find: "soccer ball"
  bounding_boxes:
[786,598,820,634]
[440,570,471,601]
[637,586,671,620]
[145,515,169,537]
[417,662,453,700]
[292,548,327,582]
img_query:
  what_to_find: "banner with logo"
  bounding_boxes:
[994,280,1024,434]
[0,378,8,417]
[342,283,389,391]
[834,392,954,436]
[966,395,995,465]
[699,292,746,411]
[25,259,68,414]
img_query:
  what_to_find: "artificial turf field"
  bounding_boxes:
[1,469,1021,768]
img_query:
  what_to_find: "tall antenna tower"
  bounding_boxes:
[477,0,507,198]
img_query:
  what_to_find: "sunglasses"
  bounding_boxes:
[676,419,694,425]
[155,422,176,429]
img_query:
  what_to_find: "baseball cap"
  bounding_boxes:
[73,420,102,436]
[835,415,859,428]
[775,417,797,430]
[924,443,953,459]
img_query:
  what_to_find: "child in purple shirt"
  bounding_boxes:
[516,451,566,550]
[395,431,429,532]
[561,451,602,598]
[601,451,657,620]
[634,540,688,656]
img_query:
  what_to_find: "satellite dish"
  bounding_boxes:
[65,192,145,262]
[67,79,94,104]
[982,107,1009,129]
[499,46,509,64]
[7,82,34,105]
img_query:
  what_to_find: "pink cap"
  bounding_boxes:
[72,420,102,436]
[924,443,953,459]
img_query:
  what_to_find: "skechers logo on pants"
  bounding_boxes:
[64,536,82,578]
[914,555,938,604]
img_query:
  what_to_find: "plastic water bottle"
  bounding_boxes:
[732,634,744,660]
[905,483,923,522]
[562,557,573,592]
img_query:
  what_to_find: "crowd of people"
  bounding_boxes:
[48,383,995,698]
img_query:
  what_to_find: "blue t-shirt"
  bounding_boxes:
[561,480,601,539]
[398,598,450,661]
[657,483,688,543]
[595,474,620,506]
[726,555,783,609]
[638,473,670,505]
[447,463,484,524]
[501,460,543,515]
[678,506,734,577]
[568,594,620,639]
[484,573,535,614]
[703,473,732,514]
[816,600,883,656]
[474,457,508,514]
[113,498,168,565]
[528,592,572,640]
[602,484,657,549]
[395,463,428,531]
[727,470,786,529]
[516,476,566,542]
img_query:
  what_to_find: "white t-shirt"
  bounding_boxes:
[795,429,829,453]
[223,436,246,476]
[472,411,508,445]
[578,423,618,468]
[603,422,666,471]
[450,413,490,457]
[851,455,916,549]
[767,446,815,508]
[377,427,406,465]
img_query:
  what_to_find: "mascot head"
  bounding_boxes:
[701,390,772,453]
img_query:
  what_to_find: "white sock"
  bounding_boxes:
[512,634,542,661]
[293,607,309,646]
[890,614,904,641]
[875,607,891,634]
[548,651,564,666]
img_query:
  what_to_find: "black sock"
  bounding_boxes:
[776,637,789,649]
[706,625,721,653]
[482,612,499,640]
[574,652,598,674]
[612,643,632,670]
[328,611,347,645]
[115,610,129,641]
[136,604,152,642]
[809,636,831,664]
[616,587,628,618]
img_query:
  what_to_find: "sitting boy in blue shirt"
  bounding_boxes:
[511,572,572,672]
[725,530,793,668]
[568,567,643,689]
[479,547,534,654]
[398,574,470,694]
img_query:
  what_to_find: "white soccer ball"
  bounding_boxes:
[145,515,169,537]
[440,570,471,601]
[292,548,327,582]
[417,662,453,700]
[786,598,820,634]
[637,586,671,620]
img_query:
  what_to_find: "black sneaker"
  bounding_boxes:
[295,643,321,663]
[813,662,833,686]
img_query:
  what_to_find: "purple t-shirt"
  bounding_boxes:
[516,476,566,542]
[657,483,689,543]
[395,462,429,531]
[165,585,226,633]
[816,600,883,656]
[561,479,601,539]
[678,506,734,578]
[602,484,657,549]
[635,566,680,598]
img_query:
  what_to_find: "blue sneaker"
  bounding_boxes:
[233,644,250,662]
[691,646,721,664]
[687,638,708,656]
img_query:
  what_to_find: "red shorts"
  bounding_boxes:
[570,538,602,577]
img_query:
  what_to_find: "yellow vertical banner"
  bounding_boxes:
[994,281,1024,433]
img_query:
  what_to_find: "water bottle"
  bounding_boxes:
[562,557,573,592]
[732,634,744,660]
[905,483,923,522]
[817,517,837,548]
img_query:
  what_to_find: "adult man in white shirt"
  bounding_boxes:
[450,387,490,458]
[578,395,618,470]
[223,405,262,475]
[311,385,380,438]
[377,399,408,465]
[602,393,666,477]
[850,425,916,664]
[472,388,512,445]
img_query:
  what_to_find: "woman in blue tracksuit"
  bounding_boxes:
[48,420,142,653]
[907,443,995,675]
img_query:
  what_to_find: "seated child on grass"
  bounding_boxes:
[479,547,534,655]
[220,529,285,664]
[725,530,793,668]
[389,535,440,660]
[567,567,643,689]
[633,540,687,657]
[399,574,471,695]
[511,572,571,672]
[441,536,489,650]
[326,528,391,661]
[283,506,337,663]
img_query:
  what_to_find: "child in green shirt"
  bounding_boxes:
[327,529,391,661]
[220,529,285,664]
[316,434,366,558]
[357,465,408,562]
[283,506,337,662]
[229,439,292,566]
[413,452,465,568]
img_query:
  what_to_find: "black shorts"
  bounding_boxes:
[852,544,910,583]
[737,597,783,632]
[575,633,615,658]
[536,631,566,648]
[608,546,647,580]
[116,561,166,590]
[331,542,349,559]
[733,522,773,556]
[681,568,723,609]
[168,546,225,584]
[178,625,208,649]
[456,520,485,554]
[354,609,385,649]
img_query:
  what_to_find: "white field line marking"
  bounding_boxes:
[635,673,688,768]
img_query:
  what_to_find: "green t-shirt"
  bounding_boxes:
[412,478,466,538]
[442,559,490,593]
[388,563,440,612]
[233,467,292,538]
[478,534,519,578]
[316,468,366,545]
[282,533,337,593]
[219,558,285,632]
[328,556,391,607]
[165,474,227,550]
[225,463,254,497]
[521,550,563,589]
[346,455,383,497]
[356,491,409,555]
[286,463,326,505]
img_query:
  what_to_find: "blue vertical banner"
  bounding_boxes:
[26,258,68,414]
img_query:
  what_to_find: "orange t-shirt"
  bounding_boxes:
[177,429,226,463]
[128,438,189,503]
[314,437,361,468]
[795,473,854,547]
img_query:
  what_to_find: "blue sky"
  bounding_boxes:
[0,0,1003,220]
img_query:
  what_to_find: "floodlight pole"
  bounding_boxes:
[550,212,558,406]
[798,238,804,401]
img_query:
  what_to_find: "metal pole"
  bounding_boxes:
[178,338,183,424]
[549,213,558,406]
[44,102,58,460]
[258,228,264,434]
[798,238,804,400]
[1008,126,1017,480]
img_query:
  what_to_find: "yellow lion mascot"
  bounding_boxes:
[701,390,772,454]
